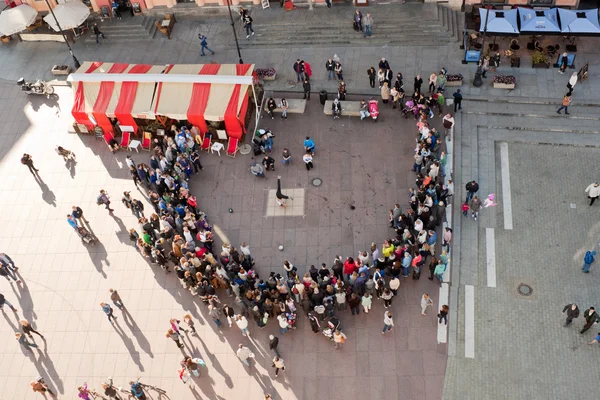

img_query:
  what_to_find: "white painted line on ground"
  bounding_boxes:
[486,228,497,288]
[500,142,513,230]
[465,285,475,358]
[437,282,449,344]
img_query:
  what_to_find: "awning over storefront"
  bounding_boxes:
[518,8,560,35]
[479,9,519,35]
[69,62,256,140]
[558,8,600,35]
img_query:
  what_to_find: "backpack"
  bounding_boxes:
[96,195,103,205]
[584,251,595,265]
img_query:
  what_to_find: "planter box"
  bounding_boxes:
[532,62,550,69]
[493,82,515,89]
[262,73,277,81]
[446,80,462,87]
[52,65,71,76]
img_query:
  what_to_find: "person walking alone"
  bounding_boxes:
[243,13,254,38]
[198,34,215,56]
[269,335,280,357]
[97,190,114,212]
[303,79,311,100]
[581,307,600,334]
[272,356,286,377]
[582,250,596,273]
[237,344,253,366]
[100,302,117,324]
[20,319,44,340]
[453,89,462,112]
[557,93,572,115]
[363,12,373,37]
[30,377,54,396]
[438,305,449,325]
[585,182,600,206]
[382,311,394,334]
[562,303,580,326]
[21,153,39,176]
[421,293,433,316]
[93,23,106,44]
[16,332,38,350]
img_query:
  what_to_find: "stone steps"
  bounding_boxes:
[82,15,156,44]
[234,2,460,48]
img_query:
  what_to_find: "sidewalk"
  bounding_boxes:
[1,4,598,104]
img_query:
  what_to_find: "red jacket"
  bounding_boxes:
[343,260,356,275]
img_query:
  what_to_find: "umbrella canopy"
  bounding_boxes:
[0,4,38,36]
[43,0,90,32]
[558,8,600,35]
[518,8,560,34]
[479,9,519,35]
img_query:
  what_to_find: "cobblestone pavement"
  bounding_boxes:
[0,84,446,399]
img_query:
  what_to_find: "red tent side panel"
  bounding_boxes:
[92,63,129,142]
[114,64,153,136]
[237,94,249,135]
[187,64,221,134]
[224,64,252,139]
[72,62,103,130]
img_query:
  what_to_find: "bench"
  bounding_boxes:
[323,100,362,117]
[264,98,307,115]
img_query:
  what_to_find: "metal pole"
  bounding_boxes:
[226,0,244,64]
[44,0,81,69]
[472,3,489,87]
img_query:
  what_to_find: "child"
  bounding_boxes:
[183,314,196,335]
[462,202,469,217]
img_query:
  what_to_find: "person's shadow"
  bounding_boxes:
[122,307,154,358]
[65,158,77,178]
[113,318,145,371]
[11,279,37,323]
[35,346,64,394]
[85,239,108,278]
[33,176,56,207]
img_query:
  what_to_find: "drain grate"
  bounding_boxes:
[311,178,322,187]
[517,283,533,296]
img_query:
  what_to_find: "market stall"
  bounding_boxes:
[68,62,258,148]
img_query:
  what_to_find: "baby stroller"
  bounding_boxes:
[252,137,265,156]
[401,100,416,119]
[285,312,297,329]
[321,316,342,341]
[77,226,96,245]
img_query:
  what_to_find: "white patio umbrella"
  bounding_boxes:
[43,0,90,32]
[0,4,38,36]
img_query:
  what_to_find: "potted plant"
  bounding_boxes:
[510,54,520,68]
[445,74,464,87]
[51,65,71,76]
[531,50,550,69]
[255,68,277,81]
[492,75,516,89]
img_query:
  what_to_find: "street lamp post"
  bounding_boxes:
[44,0,81,69]
[472,3,490,87]
[226,0,244,64]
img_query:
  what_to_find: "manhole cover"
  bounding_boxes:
[311,178,322,187]
[517,283,533,296]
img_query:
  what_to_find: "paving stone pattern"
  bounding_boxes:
[0,85,446,399]
[444,143,600,400]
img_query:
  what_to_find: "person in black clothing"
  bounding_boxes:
[581,307,599,334]
[21,153,39,175]
[395,72,403,91]
[243,14,254,38]
[267,97,276,119]
[303,79,311,100]
[319,263,331,281]
[368,67,376,88]
[72,205,88,226]
[293,59,304,82]
[414,75,423,93]
[563,303,580,326]
[262,155,275,171]
[190,150,203,172]
[453,89,463,112]
[269,335,280,357]
[465,180,479,203]
[326,59,335,80]
[378,58,390,71]
[93,23,106,44]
